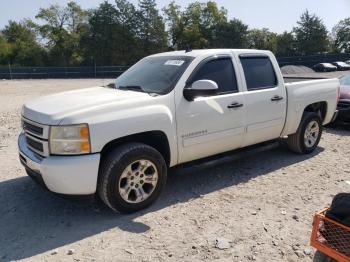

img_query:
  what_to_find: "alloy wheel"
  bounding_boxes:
[118,159,158,203]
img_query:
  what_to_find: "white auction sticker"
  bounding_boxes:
[164,60,185,66]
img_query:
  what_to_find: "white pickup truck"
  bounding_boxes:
[19,49,339,213]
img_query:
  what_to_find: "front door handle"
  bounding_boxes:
[271,95,284,102]
[227,102,244,109]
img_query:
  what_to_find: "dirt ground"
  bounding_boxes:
[0,79,349,262]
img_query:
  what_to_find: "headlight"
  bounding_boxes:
[49,124,91,155]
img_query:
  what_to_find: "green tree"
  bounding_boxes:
[2,20,47,66]
[115,0,142,63]
[275,31,296,57]
[164,1,227,49]
[198,1,227,45]
[211,19,248,48]
[35,1,88,65]
[83,0,167,66]
[83,1,121,65]
[138,0,167,55]
[82,0,141,65]
[293,10,329,55]
[163,2,184,49]
[332,18,350,53]
[0,33,12,65]
[246,28,277,53]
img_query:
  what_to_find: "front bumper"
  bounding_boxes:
[18,133,101,195]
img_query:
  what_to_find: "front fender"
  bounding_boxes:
[84,105,177,166]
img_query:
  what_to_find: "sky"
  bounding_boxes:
[0,0,349,33]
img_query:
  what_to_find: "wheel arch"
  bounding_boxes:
[99,131,171,167]
[282,101,328,136]
[303,101,328,122]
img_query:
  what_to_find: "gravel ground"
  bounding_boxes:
[280,65,315,75]
[0,79,349,262]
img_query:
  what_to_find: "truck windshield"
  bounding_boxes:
[115,56,194,95]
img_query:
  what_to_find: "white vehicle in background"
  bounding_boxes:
[313,63,337,72]
[19,49,339,213]
[332,61,350,71]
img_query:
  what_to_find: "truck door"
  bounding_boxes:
[238,54,287,146]
[175,55,246,164]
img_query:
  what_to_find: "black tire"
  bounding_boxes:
[98,143,167,213]
[313,251,336,262]
[287,112,322,154]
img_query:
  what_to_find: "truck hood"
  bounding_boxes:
[22,87,151,125]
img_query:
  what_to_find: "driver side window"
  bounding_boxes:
[190,58,238,95]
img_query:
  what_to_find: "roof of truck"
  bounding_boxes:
[148,49,272,58]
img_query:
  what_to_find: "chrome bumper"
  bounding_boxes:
[18,132,101,195]
[18,132,43,174]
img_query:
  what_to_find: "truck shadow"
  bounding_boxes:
[324,122,350,136]
[0,143,324,261]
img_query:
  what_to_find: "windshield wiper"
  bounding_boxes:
[105,83,116,88]
[117,85,159,96]
[118,85,145,93]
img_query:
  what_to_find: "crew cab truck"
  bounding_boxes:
[19,49,339,213]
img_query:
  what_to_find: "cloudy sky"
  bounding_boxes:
[0,0,349,33]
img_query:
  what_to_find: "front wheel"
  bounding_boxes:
[287,112,322,154]
[98,143,167,213]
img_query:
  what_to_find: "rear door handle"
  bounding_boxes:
[271,95,284,102]
[227,102,244,109]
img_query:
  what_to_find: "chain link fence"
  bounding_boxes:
[0,65,129,80]
[277,53,350,67]
[1,53,350,79]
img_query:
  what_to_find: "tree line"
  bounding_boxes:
[0,0,349,67]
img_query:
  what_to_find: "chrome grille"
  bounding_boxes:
[26,136,44,152]
[24,133,49,157]
[22,117,49,139]
[23,121,43,136]
[21,117,49,157]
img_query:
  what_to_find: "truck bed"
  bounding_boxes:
[281,78,340,136]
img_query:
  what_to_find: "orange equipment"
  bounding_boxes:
[310,208,350,262]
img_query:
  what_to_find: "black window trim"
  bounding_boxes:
[239,54,279,91]
[239,53,269,58]
[185,55,239,96]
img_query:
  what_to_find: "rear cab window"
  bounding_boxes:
[239,55,278,91]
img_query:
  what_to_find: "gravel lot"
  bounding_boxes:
[0,79,349,262]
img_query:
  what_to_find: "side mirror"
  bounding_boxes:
[183,80,219,101]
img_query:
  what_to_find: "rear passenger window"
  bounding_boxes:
[240,56,277,90]
[190,58,238,94]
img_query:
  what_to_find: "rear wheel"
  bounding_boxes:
[98,143,167,213]
[287,112,322,154]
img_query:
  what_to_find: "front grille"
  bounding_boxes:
[26,136,44,153]
[21,117,49,157]
[23,120,43,136]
